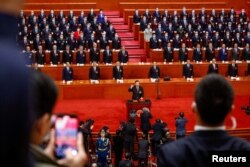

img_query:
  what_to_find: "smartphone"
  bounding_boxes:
[55,114,78,159]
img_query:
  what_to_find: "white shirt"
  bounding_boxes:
[194,125,226,131]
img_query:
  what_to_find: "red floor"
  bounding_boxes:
[54,96,250,132]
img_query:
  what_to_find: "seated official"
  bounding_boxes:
[163,42,174,63]
[23,45,34,66]
[62,62,73,82]
[193,44,202,62]
[205,42,215,62]
[179,43,188,63]
[157,74,250,167]
[62,44,73,64]
[228,59,238,77]
[36,45,45,65]
[242,43,250,62]
[218,44,228,62]
[118,46,129,64]
[208,58,219,74]
[183,60,194,79]
[103,45,113,64]
[50,45,60,65]
[76,45,86,65]
[113,61,123,81]
[89,61,100,83]
[231,43,240,61]
[90,42,100,63]
[128,80,144,101]
[149,62,160,81]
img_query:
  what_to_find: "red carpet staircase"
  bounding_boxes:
[105,11,146,62]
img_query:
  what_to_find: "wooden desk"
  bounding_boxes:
[40,62,249,80]
[55,77,250,100]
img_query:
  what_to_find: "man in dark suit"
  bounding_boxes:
[128,80,144,100]
[163,42,174,62]
[193,43,202,62]
[133,9,141,23]
[62,45,73,64]
[157,74,250,167]
[50,45,60,65]
[138,134,149,166]
[231,43,240,60]
[175,112,187,139]
[89,61,100,81]
[36,45,45,65]
[62,62,73,82]
[122,118,137,157]
[113,61,123,80]
[179,43,188,62]
[140,107,152,139]
[118,46,129,63]
[183,60,193,78]
[90,43,100,63]
[149,61,160,80]
[113,130,124,167]
[242,43,250,61]
[208,58,219,74]
[103,45,113,64]
[112,33,122,49]
[149,33,159,49]
[205,42,215,62]
[119,153,134,167]
[218,44,228,61]
[228,59,238,77]
[76,45,86,65]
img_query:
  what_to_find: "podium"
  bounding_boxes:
[126,99,152,120]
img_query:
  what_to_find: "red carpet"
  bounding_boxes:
[54,96,250,132]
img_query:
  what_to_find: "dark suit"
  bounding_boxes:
[113,66,123,80]
[163,47,174,62]
[231,48,240,60]
[113,134,124,167]
[149,37,158,49]
[89,48,100,63]
[123,122,137,155]
[149,66,160,79]
[89,66,100,80]
[205,47,215,61]
[193,49,202,62]
[176,117,187,139]
[218,48,228,61]
[179,48,188,62]
[118,50,129,63]
[157,130,250,167]
[228,64,238,77]
[36,51,45,65]
[138,138,149,166]
[183,64,194,78]
[103,50,113,64]
[140,111,152,136]
[76,51,86,64]
[62,67,73,81]
[119,159,134,167]
[62,50,73,64]
[151,122,166,155]
[242,48,250,61]
[128,86,144,100]
[112,37,121,49]
[208,63,219,74]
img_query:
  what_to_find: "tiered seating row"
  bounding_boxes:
[40,62,249,81]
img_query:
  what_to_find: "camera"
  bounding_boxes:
[241,106,250,115]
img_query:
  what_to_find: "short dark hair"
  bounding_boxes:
[195,74,234,126]
[30,70,58,119]
[179,112,184,118]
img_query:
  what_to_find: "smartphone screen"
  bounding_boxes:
[55,114,78,159]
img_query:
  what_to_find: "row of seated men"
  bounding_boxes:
[17,9,121,51]
[22,44,129,65]
[134,7,250,48]
[50,60,250,83]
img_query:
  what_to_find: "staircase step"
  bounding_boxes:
[122,41,140,46]
[129,57,142,62]
[113,25,129,30]
[109,18,124,23]
[117,32,133,38]
[111,22,124,25]
[116,29,129,33]
[127,49,146,55]
[120,37,134,41]
[104,11,120,16]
